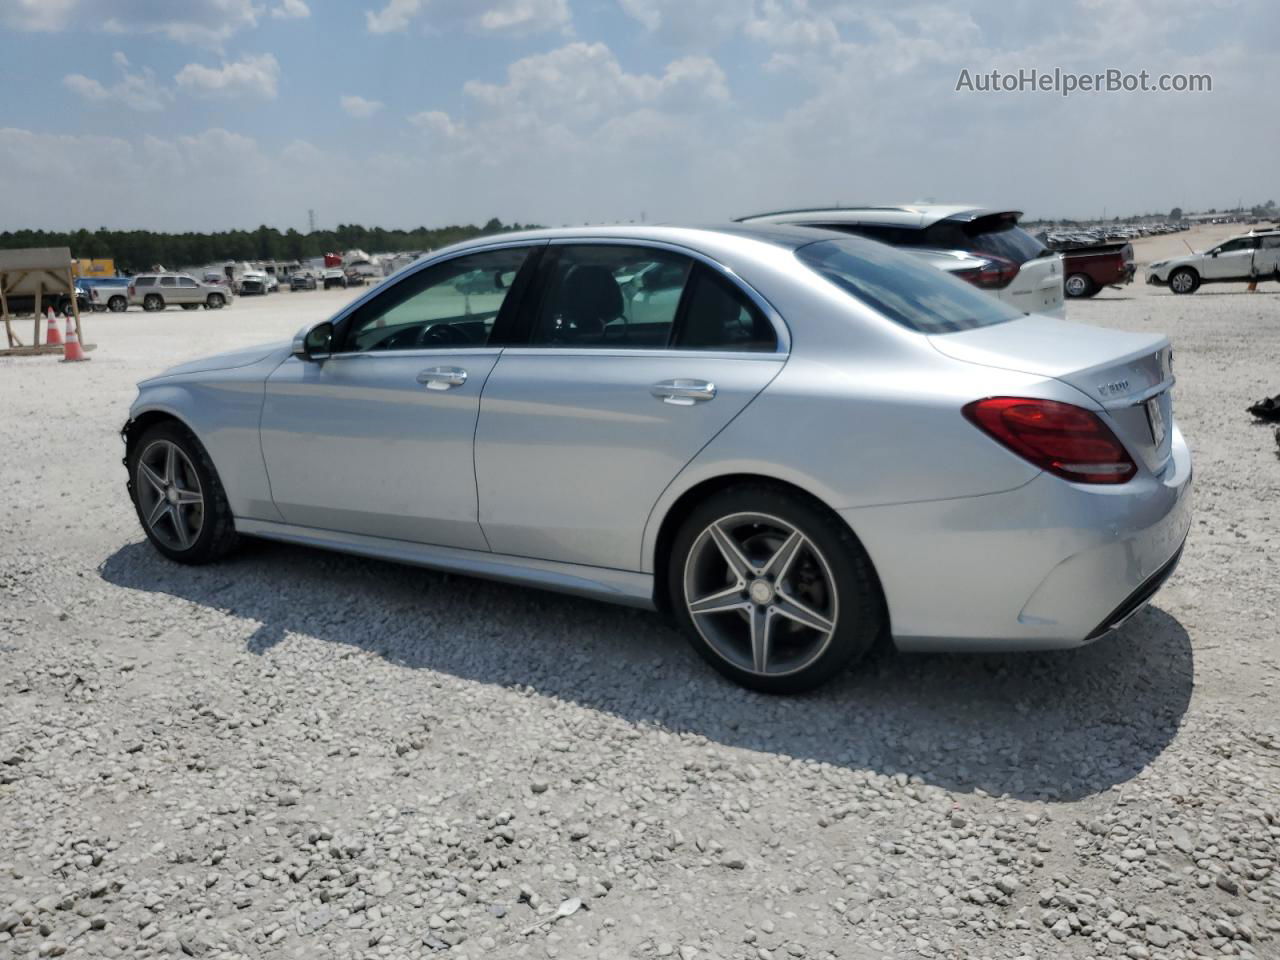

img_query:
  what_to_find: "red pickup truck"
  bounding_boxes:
[1056,242,1136,298]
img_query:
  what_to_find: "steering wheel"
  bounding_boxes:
[420,323,471,347]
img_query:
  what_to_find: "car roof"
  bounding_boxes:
[437,222,846,256]
[735,205,1018,228]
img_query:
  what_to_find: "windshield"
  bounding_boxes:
[795,236,1023,334]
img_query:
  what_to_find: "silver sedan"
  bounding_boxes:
[122,225,1192,693]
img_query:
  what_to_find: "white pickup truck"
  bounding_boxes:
[1147,228,1280,293]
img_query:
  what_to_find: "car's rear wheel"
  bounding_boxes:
[143,293,165,311]
[1169,267,1199,294]
[128,421,237,565]
[108,295,127,312]
[206,293,225,309]
[669,484,884,693]
[1064,273,1096,298]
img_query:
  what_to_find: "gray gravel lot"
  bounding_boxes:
[2,276,1278,960]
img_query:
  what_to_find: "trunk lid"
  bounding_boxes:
[930,315,1175,473]
[1002,253,1064,317]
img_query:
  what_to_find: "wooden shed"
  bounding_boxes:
[1,246,84,354]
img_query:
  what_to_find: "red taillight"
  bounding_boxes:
[953,254,1020,290]
[963,397,1137,484]
[127,284,135,297]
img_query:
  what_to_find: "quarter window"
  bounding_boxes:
[340,247,531,352]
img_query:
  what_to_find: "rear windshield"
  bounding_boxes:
[795,237,1022,334]
[922,214,1050,264]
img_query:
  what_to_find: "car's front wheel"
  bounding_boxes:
[1169,267,1199,294]
[669,484,884,693]
[128,421,238,565]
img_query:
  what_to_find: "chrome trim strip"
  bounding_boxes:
[235,518,656,609]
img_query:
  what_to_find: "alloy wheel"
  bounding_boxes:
[683,512,838,677]
[135,439,205,551]
[1171,271,1193,293]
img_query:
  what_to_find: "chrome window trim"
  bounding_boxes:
[323,347,503,361]
[498,347,785,362]
[320,235,792,357]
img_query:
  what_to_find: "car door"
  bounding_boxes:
[258,244,539,550]
[159,275,179,304]
[1201,237,1257,279]
[177,276,199,303]
[1256,235,1280,276]
[474,242,786,570]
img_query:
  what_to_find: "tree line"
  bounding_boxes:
[0,218,538,274]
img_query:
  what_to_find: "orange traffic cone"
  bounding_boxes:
[1247,278,1258,292]
[45,307,63,345]
[61,314,88,362]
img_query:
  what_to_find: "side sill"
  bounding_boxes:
[235,518,657,610]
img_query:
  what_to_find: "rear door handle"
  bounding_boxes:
[417,366,468,390]
[651,378,716,405]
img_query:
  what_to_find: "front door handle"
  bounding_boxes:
[651,378,716,406]
[417,366,468,390]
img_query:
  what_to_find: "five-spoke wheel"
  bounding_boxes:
[671,485,883,693]
[128,421,238,564]
[135,439,205,551]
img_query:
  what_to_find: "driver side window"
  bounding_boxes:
[341,247,531,353]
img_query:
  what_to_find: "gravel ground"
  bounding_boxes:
[1,266,1278,960]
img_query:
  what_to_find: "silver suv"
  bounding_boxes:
[128,274,232,311]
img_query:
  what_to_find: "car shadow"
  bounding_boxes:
[99,538,1195,803]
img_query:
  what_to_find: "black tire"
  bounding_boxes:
[668,483,884,693]
[108,295,127,312]
[1064,273,1096,298]
[143,293,165,312]
[207,293,225,309]
[127,421,238,565]
[1169,267,1199,294]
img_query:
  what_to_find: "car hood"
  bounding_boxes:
[141,342,290,382]
[1148,252,1202,269]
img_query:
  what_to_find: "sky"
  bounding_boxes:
[0,0,1276,233]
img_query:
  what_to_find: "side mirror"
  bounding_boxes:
[293,321,334,361]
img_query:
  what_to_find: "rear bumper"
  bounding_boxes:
[842,424,1192,652]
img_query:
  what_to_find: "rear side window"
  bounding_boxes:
[160,276,177,288]
[529,245,691,348]
[673,266,775,352]
[796,237,1022,334]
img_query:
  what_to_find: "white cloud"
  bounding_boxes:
[462,42,730,128]
[62,51,172,111]
[366,0,421,32]
[341,94,385,118]
[175,54,281,100]
[408,110,465,139]
[0,0,262,45]
[365,0,569,34]
[271,0,310,18]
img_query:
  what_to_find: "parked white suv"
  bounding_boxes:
[1147,229,1280,293]
[129,274,232,311]
[738,205,1066,318]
